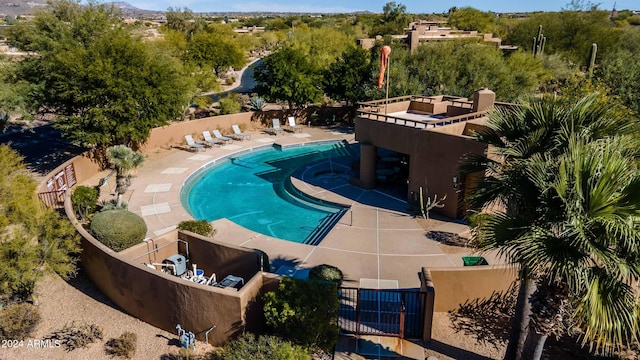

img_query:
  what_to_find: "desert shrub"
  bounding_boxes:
[308,264,343,285]
[105,331,137,358]
[192,95,213,109]
[159,348,209,360]
[211,333,311,360]
[263,277,340,350]
[71,185,100,220]
[99,199,128,211]
[90,210,147,251]
[219,94,242,115]
[0,303,41,340]
[48,321,103,351]
[177,220,215,237]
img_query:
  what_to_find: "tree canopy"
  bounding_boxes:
[7,1,193,149]
[253,46,322,108]
[0,145,80,303]
[323,46,373,107]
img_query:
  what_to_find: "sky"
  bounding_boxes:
[127,0,638,14]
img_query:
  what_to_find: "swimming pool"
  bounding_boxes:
[181,141,355,244]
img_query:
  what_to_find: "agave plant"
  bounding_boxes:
[249,96,266,112]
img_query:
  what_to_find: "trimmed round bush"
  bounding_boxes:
[308,264,343,286]
[90,210,147,251]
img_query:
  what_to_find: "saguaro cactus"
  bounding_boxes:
[533,25,546,58]
[588,43,598,77]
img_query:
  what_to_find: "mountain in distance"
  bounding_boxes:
[0,0,48,17]
[2,0,373,18]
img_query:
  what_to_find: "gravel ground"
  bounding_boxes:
[1,271,215,360]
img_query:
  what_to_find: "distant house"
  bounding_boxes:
[358,20,515,52]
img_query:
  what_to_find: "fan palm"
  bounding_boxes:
[460,93,640,359]
[106,145,144,207]
[475,136,640,359]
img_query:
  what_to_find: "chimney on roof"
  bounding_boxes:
[473,88,495,112]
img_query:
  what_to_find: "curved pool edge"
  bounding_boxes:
[180,139,354,243]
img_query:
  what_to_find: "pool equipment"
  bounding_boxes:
[176,324,195,349]
[162,254,187,276]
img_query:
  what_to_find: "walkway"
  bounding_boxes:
[88,126,499,289]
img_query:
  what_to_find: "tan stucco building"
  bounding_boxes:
[351,88,508,219]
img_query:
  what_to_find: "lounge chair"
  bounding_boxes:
[212,129,232,143]
[184,135,207,152]
[202,131,223,147]
[231,124,251,141]
[265,119,285,135]
[287,116,302,132]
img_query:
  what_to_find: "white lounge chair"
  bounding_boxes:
[287,116,302,133]
[265,119,285,135]
[231,124,251,141]
[184,134,206,152]
[202,131,223,147]
[212,129,232,143]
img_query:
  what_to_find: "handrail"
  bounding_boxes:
[131,239,190,262]
[357,109,488,130]
[204,325,217,344]
[37,189,66,208]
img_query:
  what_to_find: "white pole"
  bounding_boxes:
[385,55,390,115]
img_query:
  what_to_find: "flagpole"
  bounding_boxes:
[385,55,390,115]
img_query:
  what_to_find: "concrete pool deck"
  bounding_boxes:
[88,126,501,289]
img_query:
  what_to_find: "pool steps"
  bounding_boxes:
[304,209,349,246]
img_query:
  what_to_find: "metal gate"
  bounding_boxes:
[338,287,427,339]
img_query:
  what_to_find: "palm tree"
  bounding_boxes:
[460,94,639,359]
[106,145,144,208]
[475,136,640,359]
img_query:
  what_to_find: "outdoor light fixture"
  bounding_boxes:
[453,176,459,189]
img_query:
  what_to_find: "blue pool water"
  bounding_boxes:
[181,141,355,244]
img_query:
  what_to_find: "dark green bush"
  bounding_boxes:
[105,331,137,358]
[71,185,100,220]
[263,277,340,351]
[90,210,147,251]
[308,264,343,285]
[211,333,311,360]
[48,321,103,351]
[177,220,215,237]
[0,303,41,340]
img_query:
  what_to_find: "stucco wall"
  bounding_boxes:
[422,265,517,312]
[141,112,255,152]
[354,117,488,218]
[36,154,102,193]
[64,193,270,345]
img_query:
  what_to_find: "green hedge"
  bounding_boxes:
[177,220,215,237]
[90,210,147,251]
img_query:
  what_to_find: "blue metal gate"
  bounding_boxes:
[338,287,427,339]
